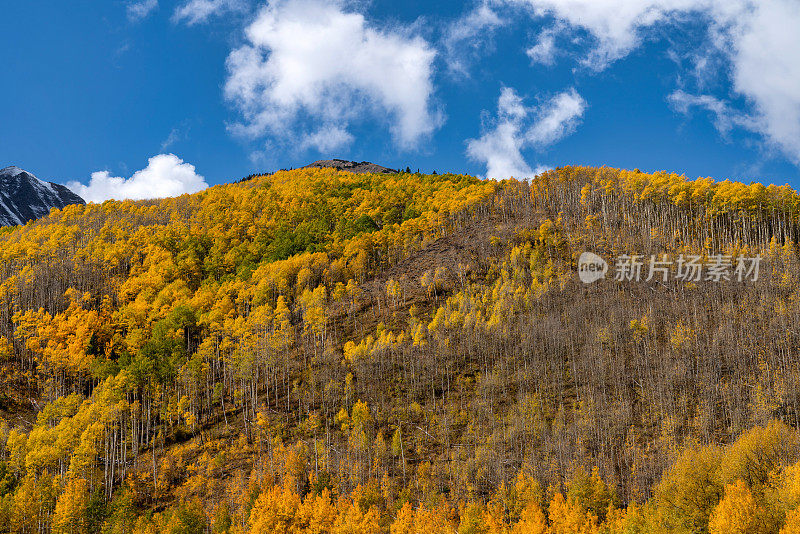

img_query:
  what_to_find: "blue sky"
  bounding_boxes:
[2,0,799,201]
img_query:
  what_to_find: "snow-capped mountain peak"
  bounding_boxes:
[0,166,26,178]
[0,166,85,226]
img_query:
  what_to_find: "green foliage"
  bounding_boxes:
[0,462,17,497]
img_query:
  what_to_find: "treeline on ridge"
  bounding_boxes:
[0,166,799,532]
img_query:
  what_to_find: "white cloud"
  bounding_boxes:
[127,0,158,21]
[161,127,184,150]
[224,0,440,151]
[723,0,800,165]
[467,87,585,179]
[443,2,505,75]
[173,0,248,25]
[467,89,533,179]
[667,89,757,136]
[668,90,728,122]
[450,0,700,71]
[68,154,208,203]
[507,0,704,69]
[455,0,800,166]
[299,125,354,153]
[527,88,586,146]
[526,28,557,66]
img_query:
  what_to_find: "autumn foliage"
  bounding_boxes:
[0,165,799,531]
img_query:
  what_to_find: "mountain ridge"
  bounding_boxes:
[0,166,85,226]
[302,158,398,174]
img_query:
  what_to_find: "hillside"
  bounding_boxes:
[1,166,800,532]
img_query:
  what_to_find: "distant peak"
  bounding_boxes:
[303,159,397,174]
[1,166,28,178]
[0,165,85,227]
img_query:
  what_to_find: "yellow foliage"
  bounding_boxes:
[52,477,90,534]
[781,506,800,534]
[708,480,770,534]
[721,420,799,489]
[547,493,599,534]
[654,445,723,532]
[249,483,302,533]
[510,500,547,533]
[391,501,453,534]
[3,165,800,532]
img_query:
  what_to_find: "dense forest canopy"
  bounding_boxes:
[1,165,800,532]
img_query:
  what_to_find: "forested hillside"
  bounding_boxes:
[1,166,800,532]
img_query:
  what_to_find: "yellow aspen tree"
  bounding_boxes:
[547,493,599,534]
[708,480,769,534]
[331,498,382,534]
[10,477,39,533]
[52,477,90,534]
[482,500,508,534]
[654,445,723,532]
[386,279,401,308]
[249,483,301,533]
[781,507,800,534]
[390,502,415,534]
[0,336,9,361]
[390,502,453,534]
[510,500,547,534]
[295,488,337,533]
[300,285,327,343]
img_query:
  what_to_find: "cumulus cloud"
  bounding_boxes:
[529,0,800,164]
[467,87,585,179]
[467,89,533,179]
[68,154,208,203]
[224,0,440,151]
[449,0,699,71]
[723,0,800,164]
[454,0,800,166]
[127,0,158,21]
[173,0,248,25]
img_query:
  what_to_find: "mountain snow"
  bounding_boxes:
[0,166,85,227]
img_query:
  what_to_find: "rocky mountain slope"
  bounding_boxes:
[303,158,397,174]
[0,166,84,226]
